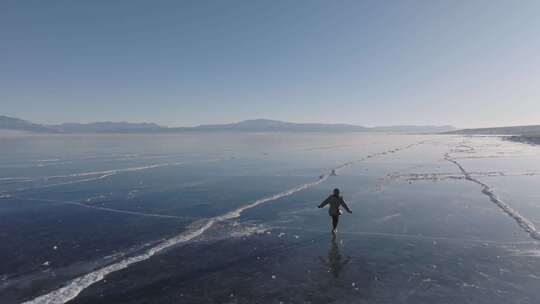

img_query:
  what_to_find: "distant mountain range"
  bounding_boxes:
[53,122,163,133]
[170,119,371,132]
[0,115,456,134]
[0,116,59,133]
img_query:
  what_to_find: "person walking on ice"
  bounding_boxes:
[318,188,352,233]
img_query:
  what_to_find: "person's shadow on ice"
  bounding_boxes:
[319,233,350,278]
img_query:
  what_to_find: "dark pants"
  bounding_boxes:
[331,215,339,230]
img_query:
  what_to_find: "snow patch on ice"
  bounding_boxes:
[376,213,402,223]
[510,249,540,257]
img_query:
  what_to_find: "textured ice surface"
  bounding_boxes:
[2,133,540,304]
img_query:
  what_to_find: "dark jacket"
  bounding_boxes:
[319,195,352,216]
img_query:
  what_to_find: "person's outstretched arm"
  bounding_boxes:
[340,198,352,213]
[318,197,330,208]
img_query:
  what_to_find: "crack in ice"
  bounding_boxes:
[445,145,540,241]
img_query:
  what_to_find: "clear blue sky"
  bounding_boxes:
[1,0,539,128]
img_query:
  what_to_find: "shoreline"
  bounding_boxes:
[505,135,540,146]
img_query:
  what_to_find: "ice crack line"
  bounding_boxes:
[5,158,223,184]
[444,150,540,241]
[17,197,195,220]
[21,142,422,304]
[389,171,540,182]
[3,158,224,193]
[272,226,537,245]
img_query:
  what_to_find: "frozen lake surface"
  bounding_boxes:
[1,132,540,303]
